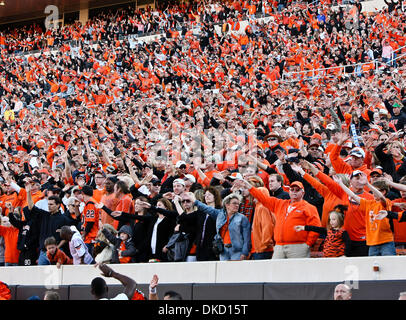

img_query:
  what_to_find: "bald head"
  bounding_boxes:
[334,283,352,300]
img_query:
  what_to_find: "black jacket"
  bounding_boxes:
[9,210,40,252]
[270,187,290,199]
[177,209,217,261]
[106,205,178,262]
[23,205,72,251]
[101,225,137,263]
[102,205,152,263]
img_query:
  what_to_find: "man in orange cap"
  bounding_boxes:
[238,179,321,259]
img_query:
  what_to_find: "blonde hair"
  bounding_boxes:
[96,224,118,244]
[117,174,134,188]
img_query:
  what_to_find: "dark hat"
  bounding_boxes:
[150,178,161,186]
[272,145,285,153]
[288,148,300,154]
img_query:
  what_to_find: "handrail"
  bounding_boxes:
[283,45,405,80]
[282,52,405,82]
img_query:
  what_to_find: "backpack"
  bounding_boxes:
[165,232,190,262]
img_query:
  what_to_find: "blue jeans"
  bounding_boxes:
[220,246,242,261]
[85,243,94,257]
[368,242,396,256]
[38,250,50,265]
[252,252,273,260]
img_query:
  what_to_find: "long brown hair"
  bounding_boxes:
[203,186,222,208]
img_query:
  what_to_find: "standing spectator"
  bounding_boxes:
[110,198,178,262]
[100,224,137,264]
[250,187,276,260]
[0,215,19,266]
[240,179,321,259]
[334,173,396,256]
[7,204,40,266]
[24,183,72,265]
[112,180,135,230]
[194,192,251,261]
[176,192,217,261]
[77,185,100,256]
[295,206,352,257]
[59,225,94,264]
[99,176,120,227]
[382,39,394,66]
[267,174,290,199]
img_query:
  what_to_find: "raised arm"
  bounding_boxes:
[97,263,137,300]
[333,175,360,204]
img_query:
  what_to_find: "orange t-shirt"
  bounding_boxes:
[220,215,231,245]
[114,194,135,230]
[359,198,393,246]
[92,188,105,203]
[100,193,120,226]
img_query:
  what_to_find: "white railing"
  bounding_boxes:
[282,45,406,82]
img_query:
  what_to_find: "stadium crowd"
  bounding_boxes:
[0,0,405,267]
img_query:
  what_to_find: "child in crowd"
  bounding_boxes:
[295,205,351,257]
[101,225,136,263]
[45,236,72,268]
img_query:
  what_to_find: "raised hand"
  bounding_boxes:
[150,274,159,289]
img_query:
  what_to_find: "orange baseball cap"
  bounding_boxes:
[290,181,304,190]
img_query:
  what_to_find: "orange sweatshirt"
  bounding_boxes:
[0,226,20,264]
[251,188,276,253]
[249,187,321,246]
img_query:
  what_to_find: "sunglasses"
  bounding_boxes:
[178,165,187,169]
[182,199,191,203]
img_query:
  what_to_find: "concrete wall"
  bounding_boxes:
[1,256,406,286]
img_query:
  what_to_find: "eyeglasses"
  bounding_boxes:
[178,165,186,169]
[182,199,191,203]
[229,201,240,206]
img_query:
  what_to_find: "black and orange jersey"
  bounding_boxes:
[82,198,99,244]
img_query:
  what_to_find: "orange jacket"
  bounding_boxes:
[251,188,276,252]
[0,226,20,264]
[249,187,321,246]
[47,248,73,265]
[303,172,343,228]
[329,144,371,176]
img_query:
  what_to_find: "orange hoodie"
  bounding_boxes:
[0,226,20,264]
[251,188,276,253]
[249,187,321,246]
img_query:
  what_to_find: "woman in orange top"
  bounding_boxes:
[0,215,20,266]
[251,187,276,260]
